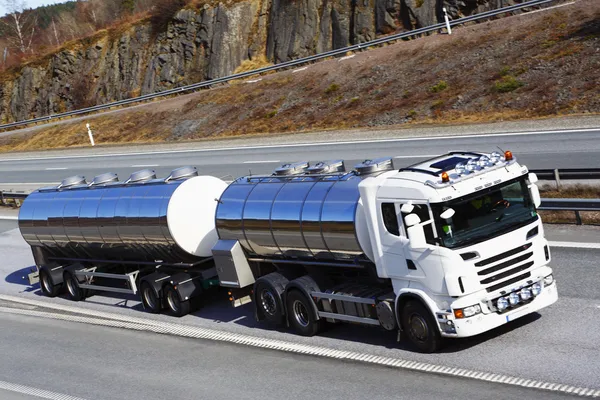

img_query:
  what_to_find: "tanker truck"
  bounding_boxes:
[211,150,557,352]
[19,166,228,317]
[18,150,558,352]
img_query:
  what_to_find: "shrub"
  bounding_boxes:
[233,55,273,74]
[499,66,511,77]
[430,80,448,93]
[494,75,523,93]
[150,0,188,34]
[265,110,277,118]
[325,83,340,94]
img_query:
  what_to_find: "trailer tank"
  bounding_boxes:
[215,159,394,262]
[19,167,227,264]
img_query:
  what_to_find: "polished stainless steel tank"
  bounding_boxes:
[215,158,394,261]
[19,168,227,264]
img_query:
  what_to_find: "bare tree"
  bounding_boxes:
[0,0,37,54]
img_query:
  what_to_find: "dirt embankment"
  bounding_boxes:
[1,0,598,152]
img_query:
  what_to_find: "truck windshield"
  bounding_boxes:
[432,177,538,249]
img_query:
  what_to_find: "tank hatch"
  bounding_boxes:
[354,157,394,175]
[167,166,198,181]
[127,169,156,183]
[306,160,345,174]
[58,175,87,188]
[273,161,309,176]
[91,172,118,186]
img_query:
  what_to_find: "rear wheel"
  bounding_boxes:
[401,300,442,353]
[286,290,322,336]
[254,279,284,324]
[140,282,161,314]
[63,271,86,301]
[164,285,191,317]
[39,269,62,297]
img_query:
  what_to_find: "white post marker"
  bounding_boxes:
[443,8,452,35]
[86,123,95,146]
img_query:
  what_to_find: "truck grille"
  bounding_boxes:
[475,243,535,292]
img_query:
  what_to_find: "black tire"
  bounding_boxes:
[254,279,285,324]
[140,281,161,314]
[400,300,442,353]
[286,290,322,336]
[39,269,62,297]
[63,271,86,302]
[164,285,191,317]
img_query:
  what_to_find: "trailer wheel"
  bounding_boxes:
[140,282,161,314]
[286,290,322,336]
[164,285,191,317]
[39,269,62,297]
[254,279,285,324]
[400,300,442,353]
[63,271,86,302]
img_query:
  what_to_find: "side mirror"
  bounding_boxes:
[529,183,541,208]
[404,213,420,227]
[401,203,414,214]
[407,223,427,250]
[528,172,538,184]
[440,208,455,220]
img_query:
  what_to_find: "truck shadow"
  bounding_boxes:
[4,266,39,293]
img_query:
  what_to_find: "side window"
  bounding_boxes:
[403,204,437,245]
[381,203,399,236]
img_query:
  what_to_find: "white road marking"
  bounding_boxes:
[339,54,356,61]
[394,154,437,159]
[243,160,280,164]
[292,67,308,73]
[0,182,57,185]
[245,79,262,83]
[0,297,597,399]
[0,127,597,163]
[0,380,87,400]
[0,216,18,220]
[548,241,600,250]
[131,164,159,167]
[44,167,67,170]
[517,1,577,16]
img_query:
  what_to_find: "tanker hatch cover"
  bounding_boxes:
[274,161,309,176]
[127,169,156,183]
[91,172,118,186]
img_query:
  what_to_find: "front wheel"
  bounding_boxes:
[164,285,191,317]
[286,290,322,337]
[401,300,442,353]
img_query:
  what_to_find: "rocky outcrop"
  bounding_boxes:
[0,0,525,123]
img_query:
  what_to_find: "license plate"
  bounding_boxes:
[506,306,530,322]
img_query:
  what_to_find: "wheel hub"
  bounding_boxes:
[409,314,429,342]
[260,289,277,316]
[293,300,310,327]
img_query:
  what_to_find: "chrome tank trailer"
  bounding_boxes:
[19,167,227,264]
[215,159,394,261]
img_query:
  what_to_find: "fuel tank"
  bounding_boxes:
[215,159,394,261]
[18,167,227,263]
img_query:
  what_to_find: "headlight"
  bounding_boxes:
[508,292,520,306]
[496,297,508,311]
[453,304,482,319]
[519,288,532,301]
[543,274,554,286]
[531,283,542,296]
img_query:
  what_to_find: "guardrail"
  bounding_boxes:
[0,0,557,132]
[539,198,600,225]
[530,168,600,189]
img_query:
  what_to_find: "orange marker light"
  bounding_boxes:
[441,171,450,183]
[454,309,464,319]
[504,150,513,161]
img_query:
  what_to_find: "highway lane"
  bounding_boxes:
[0,129,598,185]
[0,312,579,400]
[0,221,599,391]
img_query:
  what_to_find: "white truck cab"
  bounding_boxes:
[360,150,558,349]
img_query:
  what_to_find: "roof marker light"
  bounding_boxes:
[504,150,513,161]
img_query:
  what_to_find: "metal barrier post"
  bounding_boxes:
[443,8,452,34]
[553,169,561,191]
[575,211,582,225]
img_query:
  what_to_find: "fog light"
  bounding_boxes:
[519,288,532,301]
[508,292,520,306]
[496,297,508,312]
[531,283,542,296]
[543,274,554,286]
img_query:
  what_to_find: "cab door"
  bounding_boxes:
[376,200,413,280]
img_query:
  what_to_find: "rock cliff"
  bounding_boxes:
[0,0,523,123]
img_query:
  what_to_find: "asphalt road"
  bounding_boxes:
[0,221,599,392]
[0,129,598,185]
[0,312,580,400]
